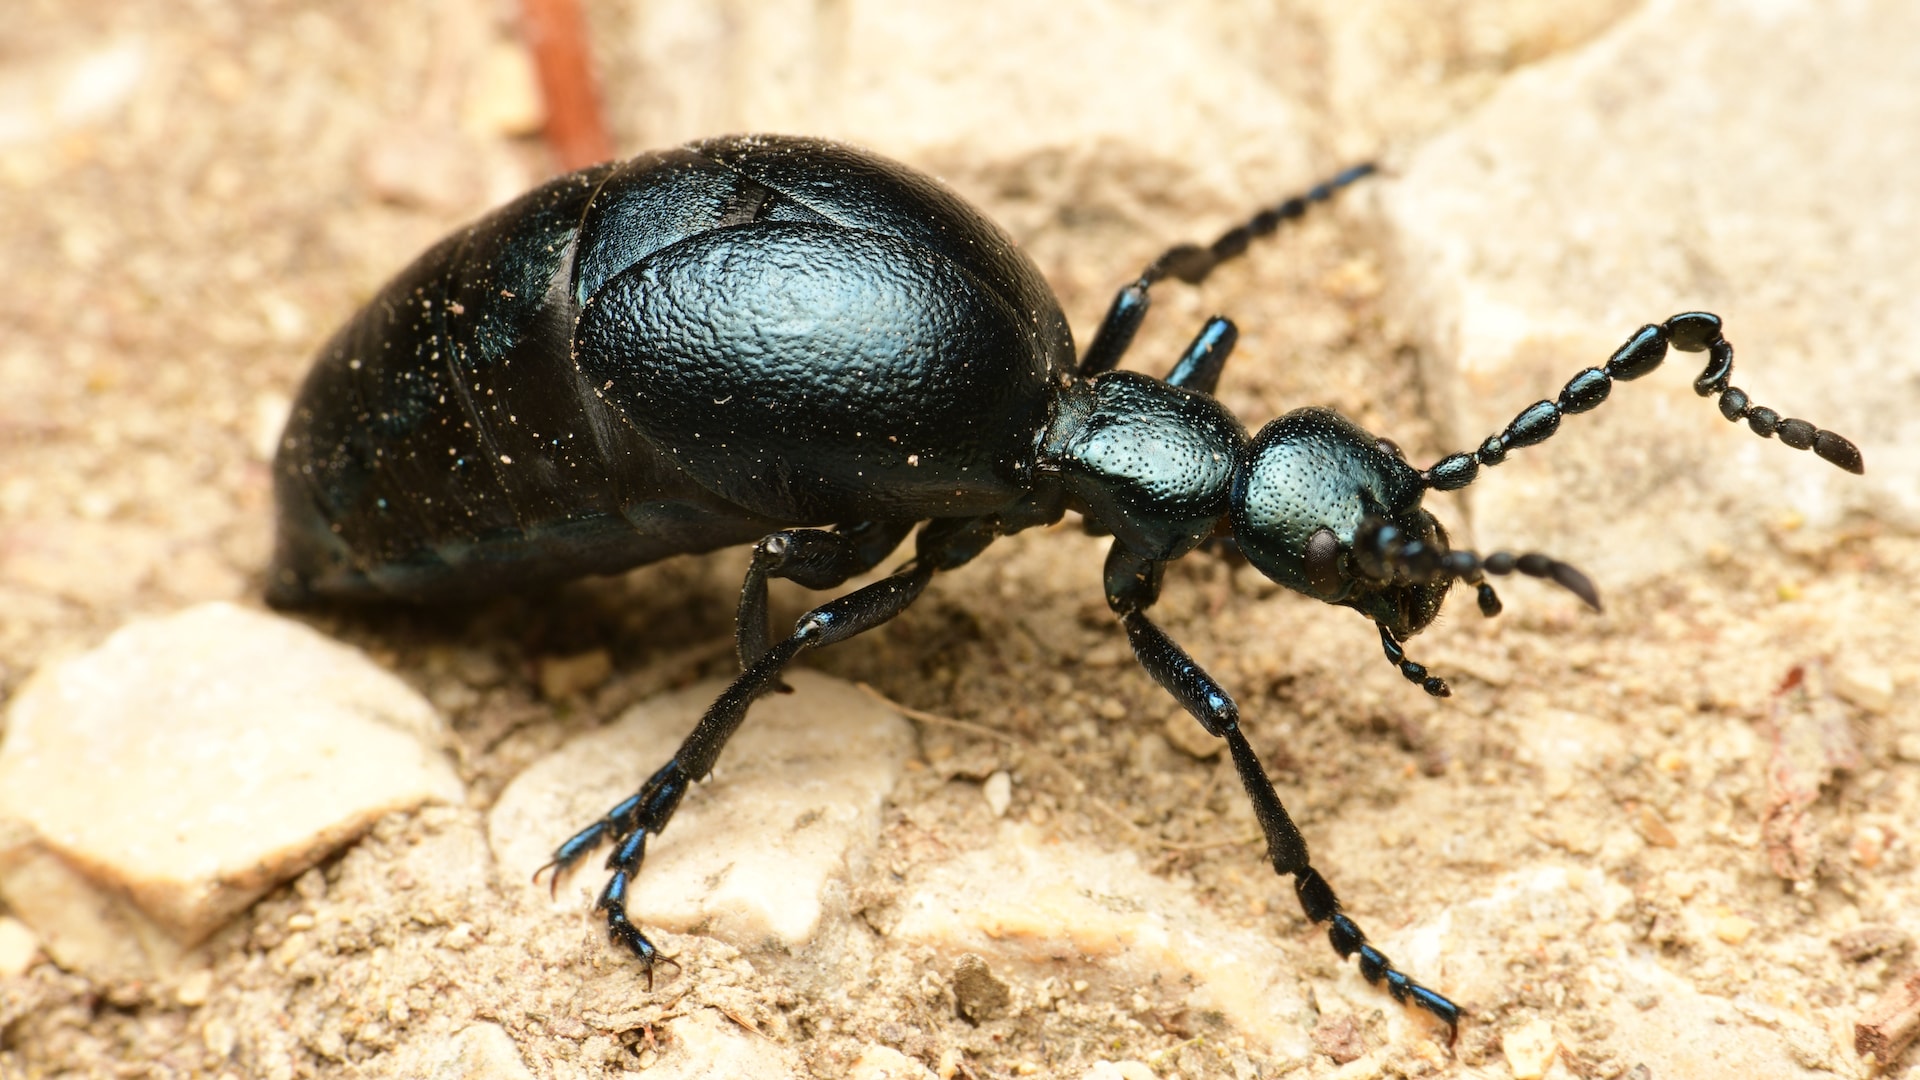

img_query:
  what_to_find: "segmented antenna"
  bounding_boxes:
[1421,312,1863,493]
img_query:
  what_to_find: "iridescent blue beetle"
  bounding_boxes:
[270,135,1863,1037]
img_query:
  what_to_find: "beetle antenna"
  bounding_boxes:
[1078,163,1376,377]
[1361,517,1599,698]
[1419,312,1864,493]
[1353,519,1602,614]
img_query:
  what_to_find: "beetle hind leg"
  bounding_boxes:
[736,521,916,672]
[549,517,1000,984]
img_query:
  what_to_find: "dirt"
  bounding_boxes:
[1,1,1914,1077]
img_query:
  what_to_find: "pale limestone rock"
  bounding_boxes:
[0,603,462,976]
[1382,0,1919,586]
[425,1023,536,1080]
[646,1008,803,1080]
[1393,865,1832,1078]
[851,1044,937,1080]
[1831,660,1894,715]
[891,823,1314,1057]
[1501,1017,1559,1079]
[490,669,913,950]
[981,770,1012,818]
[377,1022,537,1080]
[0,914,38,976]
[617,0,1312,200]
[0,841,187,980]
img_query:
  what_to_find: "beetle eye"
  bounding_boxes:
[1304,527,1343,598]
[1375,438,1404,460]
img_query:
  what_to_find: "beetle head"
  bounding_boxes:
[1229,407,1450,638]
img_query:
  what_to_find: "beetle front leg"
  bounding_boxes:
[1104,541,1463,1040]
[1163,316,1238,394]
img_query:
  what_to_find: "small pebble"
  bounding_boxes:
[1851,824,1886,868]
[1162,712,1221,759]
[1501,1018,1558,1079]
[535,649,612,700]
[1635,805,1678,848]
[1714,913,1756,945]
[952,953,1012,1022]
[850,1044,937,1080]
[1831,661,1894,714]
[0,916,39,976]
[1895,734,1920,764]
[982,771,1013,818]
[175,968,213,1006]
[463,39,544,138]
[1833,925,1912,963]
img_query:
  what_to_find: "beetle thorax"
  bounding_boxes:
[1037,372,1249,560]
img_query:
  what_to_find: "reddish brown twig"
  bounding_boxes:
[517,0,614,170]
[1856,968,1920,1066]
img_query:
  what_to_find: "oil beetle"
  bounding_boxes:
[269,134,1863,1038]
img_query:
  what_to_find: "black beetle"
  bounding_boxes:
[269,134,1863,1037]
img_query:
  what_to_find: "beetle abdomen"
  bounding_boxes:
[269,162,778,605]
[270,135,1076,604]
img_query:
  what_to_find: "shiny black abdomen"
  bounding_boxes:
[270,136,1076,603]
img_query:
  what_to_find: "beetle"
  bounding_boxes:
[269,134,1863,1038]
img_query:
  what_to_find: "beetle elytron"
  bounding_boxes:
[269,134,1862,1036]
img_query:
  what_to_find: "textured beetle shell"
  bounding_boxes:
[270,136,1075,603]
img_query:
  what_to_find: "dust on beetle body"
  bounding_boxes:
[270,134,1863,1040]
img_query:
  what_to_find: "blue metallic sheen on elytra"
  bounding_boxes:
[269,135,1864,1043]
[269,135,1072,605]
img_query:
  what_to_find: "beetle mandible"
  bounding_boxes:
[269,134,1864,1037]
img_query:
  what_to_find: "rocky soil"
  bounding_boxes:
[1,1,1916,1077]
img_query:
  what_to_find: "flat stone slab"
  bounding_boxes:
[890,823,1320,1057]
[646,1008,803,1079]
[1392,864,1838,1078]
[1381,0,1918,586]
[489,669,914,951]
[0,602,461,976]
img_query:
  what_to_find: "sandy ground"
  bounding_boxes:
[1,1,1916,1077]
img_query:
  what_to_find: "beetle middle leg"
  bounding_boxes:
[541,516,998,981]
[1101,540,1463,1039]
